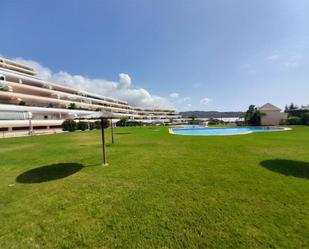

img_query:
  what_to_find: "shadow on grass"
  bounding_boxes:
[16,163,84,184]
[260,159,309,179]
[114,132,131,135]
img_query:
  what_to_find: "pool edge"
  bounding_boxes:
[169,126,292,136]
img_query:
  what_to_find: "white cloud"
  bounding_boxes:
[13,57,174,109]
[169,92,179,98]
[266,54,280,61]
[200,97,211,105]
[118,73,131,89]
[167,92,191,108]
[183,103,192,110]
[265,52,303,70]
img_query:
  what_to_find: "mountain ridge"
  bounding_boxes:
[180,111,244,118]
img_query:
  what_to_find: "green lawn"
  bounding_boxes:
[0,126,308,248]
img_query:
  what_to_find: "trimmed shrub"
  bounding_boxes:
[116,120,141,127]
[301,113,309,125]
[89,122,95,130]
[236,121,245,126]
[94,119,109,129]
[62,119,77,132]
[77,121,88,131]
[68,103,77,109]
[208,118,223,125]
[287,116,302,125]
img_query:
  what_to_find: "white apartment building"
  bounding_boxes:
[0,57,181,136]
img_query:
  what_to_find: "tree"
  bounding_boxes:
[94,119,109,129]
[117,117,129,126]
[77,121,88,131]
[62,119,77,132]
[289,103,297,111]
[245,105,263,126]
[301,113,309,125]
[189,115,196,121]
[68,103,77,109]
[188,115,199,125]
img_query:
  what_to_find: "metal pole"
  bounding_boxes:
[100,118,108,166]
[111,119,114,144]
[28,112,33,136]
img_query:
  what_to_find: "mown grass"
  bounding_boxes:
[0,126,308,248]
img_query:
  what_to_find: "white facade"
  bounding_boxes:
[259,103,288,126]
[0,57,181,136]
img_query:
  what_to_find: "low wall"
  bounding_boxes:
[0,128,63,139]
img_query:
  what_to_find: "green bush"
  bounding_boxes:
[116,120,141,127]
[301,113,309,125]
[208,118,223,125]
[89,122,95,130]
[68,103,77,109]
[62,119,77,132]
[77,121,88,131]
[94,119,109,129]
[245,105,263,126]
[236,121,245,126]
[287,116,302,125]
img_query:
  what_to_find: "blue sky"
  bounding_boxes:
[1,0,308,111]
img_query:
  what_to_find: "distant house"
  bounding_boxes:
[258,103,288,126]
[286,106,309,117]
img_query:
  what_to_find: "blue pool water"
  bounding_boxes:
[172,127,285,136]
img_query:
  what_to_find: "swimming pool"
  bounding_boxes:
[171,127,290,136]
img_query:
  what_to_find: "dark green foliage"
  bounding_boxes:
[94,119,109,129]
[68,103,77,109]
[287,116,302,125]
[301,113,309,125]
[189,115,196,121]
[286,103,297,112]
[116,120,142,127]
[245,105,263,126]
[77,121,88,131]
[188,115,203,125]
[287,114,309,125]
[61,119,77,132]
[117,117,129,126]
[236,120,245,126]
[285,103,308,118]
[116,117,130,127]
[208,118,223,125]
[89,122,95,130]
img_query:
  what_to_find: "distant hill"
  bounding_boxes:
[180,111,244,118]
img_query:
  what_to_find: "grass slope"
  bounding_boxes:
[0,126,308,248]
